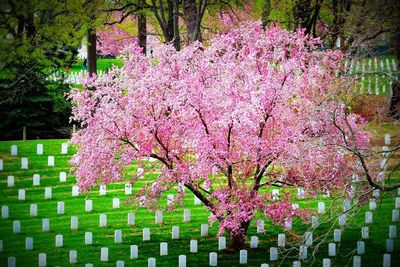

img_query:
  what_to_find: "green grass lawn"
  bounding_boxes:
[0,124,399,266]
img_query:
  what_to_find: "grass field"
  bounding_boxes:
[0,123,399,266]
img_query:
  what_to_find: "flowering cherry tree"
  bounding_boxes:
[70,21,370,249]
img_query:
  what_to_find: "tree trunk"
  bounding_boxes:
[138,0,147,55]
[229,221,250,250]
[87,28,97,77]
[183,0,200,43]
[389,23,400,118]
[261,0,271,30]
[172,0,181,51]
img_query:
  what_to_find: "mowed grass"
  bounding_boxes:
[0,128,399,266]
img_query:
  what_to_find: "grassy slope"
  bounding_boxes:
[0,123,399,267]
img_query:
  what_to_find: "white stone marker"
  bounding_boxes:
[353,255,361,267]
[137,167,144,179]
[160,242,168,256]
[270,247,278,261]
[33,174,40,186]
[99,214,107,227]
[11,145,17,156]
[101,247,108,262]
[167,194,174,206]
[0,159,2,171]
[7,176,14,187]
[304,231,313,246]
[184,209,191,222]
[257,219,265,233]
[278,233,285,247]
[99,185,106,196]
[48,156,55,166]
[125,183,132,195]
[218,236,226,250]
[72,186,79,196]
[240,249,248,264]
[392,209,399,222]
[250,236,258,248]
[361,227,369,239]
[357,241,365,255]
[261,264,269,267]
[8,256,16,267]
[284,218,292,230]
[299,245,307,260]
[373,189,380,198]
[61,143,68,154]
[384,134,391,145]
[116,260,125,267]
[45,187,52,199]
[194,196,201,205]
[209,252,217,266]
[85,199,93,212]
[328,243,336,256]
[311,216,319,228]
[42,218,50,232]
[130,245,138,259]
[69,250,77,264]
[71,216,78,230]
[155,211,163,224]
[189,239,198,253]
[383,254,391,267]
[55,234,63,247]
[365,211,373,224]
[344,200,351,212]
[297,187,305,198]
[21,157,28,169]
[38,253,46,267]
[293,261,301,267]
[1,206,9,219]
[13,221,21,233]
[369,199,377,210]
[18,189,25,200]
[201,224,209,236]
[323,258,331,267]
[143,228,150,241]
[60,172,67,182]
[115,230,122,243]
[272,189,279,200]
[148,258,156,267]
[396,197,400,209]
[85,264,93,267]
[85,232,93,245]
[389,225,397,238]
[318,202,325,214]
[179,255,187,267]
[113,198,120,209]
[339,214,346,226]
[334,229,341,242]
[37,144,43,155]
[386,239,393,253]
[172,226,179,239]
[30,204,38,216]
[57,202,65,215]
[128,213,135,225]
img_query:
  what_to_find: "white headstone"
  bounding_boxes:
[257,219,265,233]
[297,187,305,198]
[218,236,226,250]
[1,206,9,219]
[137,167,144,179]
[278,233,285,247]
[37,144,43,155]
[395,197,400,209]
[344,200,351,212]
[322,258,331,267]
[8,257,16,267]
[357,241,365,255]
[194,196,201,205]
[155,211,163,224]
[99,185,106,196]
[172,226,179,239]
[361,227,369,239]
[284,217,292,230]
[328,243,336,256]
[160,242,168,256]
[38,253,46,267]
[11,145,17,156]
[304,231,313,246]
[71,216,78,230]
[0,159,2,171]
[42,218,50,232]
[48,156,55,166]
[116,260,125,267]
[369,199,376,210]
[190,240,198,253]
[240,249,248,264]
[311,216,319,228]
[184,209,191,222]
[61,143,68,154]
[334,229,341,242]
[167,194,174,206]
[113,198,120,209]
[353,255,361,267]
[60,172,67,182]
[373,189,380,198]
[114,229,122,243]
[384,134,391,145]
[45,187,52,199]
[392,209,399,222]
[383,254,391,267]
[30,204,38,216]
[128,213,135,225]
[209,252,217,266]
[85,199,93,212]
[99,214,107,227]
[299,245,307,260]
[72,186,79,196]
[318,202,325,214]
[293,261,301,267]
[18,189,25,200]
[389,225,397,238]
[386,239,393,253]
[55,234,63,247]
[148,258,156,267]
[270,247,278,261]
[143,228,150,241]
[7,176,14,187]
[85,232,93,245]
[261,264,269,267]
[365,211,373,224]
[272,189,279,200]
[250,236,258,248]
[57,202,64,215]
[69,250,77,264]
[179,255,186,267]
[101,247,108,262]
[21,157,28,169]
[201,224,208,236]
[13,220,20,233]
[25,237,33,250]
[33,174,40,186]
[125,183,132,195]
[130,245,138,259]
[339,214,346,226]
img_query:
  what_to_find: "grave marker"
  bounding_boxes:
[128,213,135,225]
[218,236,226,250]
[42,219,50,232]
[18,189,25,200]
[190,240,198,253]
[37,144,43,155]
[85,200,93,212]
[85,232,93,245]
[30,204,38,216]
[1,206,9,219]
[38,253,46,267]
[130,245,138,259]
[48,156,55,166]
[160,242,168,256]
[57,202,65,215]
[328,243,336,256]
[71,216,78,230]
[99,214,107,227]
[101,247,108,262]
[172,226,179,239]
[240,249,248,264]
[209,252,217,266]
[7,176,14,187]
[270,247,278,261]
[55,234,63,247]
[69,250,77,264]
[143,228,150,241]
[13,221,20,233]
[60,172,67,182]
[179,255,186,267]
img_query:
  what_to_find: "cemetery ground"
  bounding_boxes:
[0,122,399,266]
